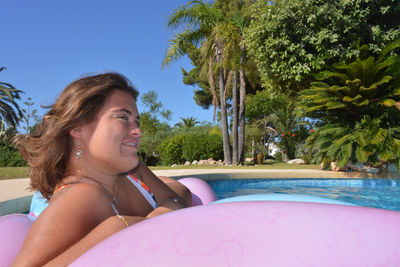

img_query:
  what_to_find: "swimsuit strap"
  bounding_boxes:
[125,173,158,209]
[53,184,69,195]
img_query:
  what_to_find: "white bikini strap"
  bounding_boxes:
[125,174,158,209]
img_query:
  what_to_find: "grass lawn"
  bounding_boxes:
[0,163,321,180]
[0,167,30,180]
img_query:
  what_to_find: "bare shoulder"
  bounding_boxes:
[49,182,114,220]
[13,183,114,266]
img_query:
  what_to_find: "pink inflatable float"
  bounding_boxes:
[177,177,217,205]
[73,201,400,266]
[2,177,400,266]
[0,214,33,266]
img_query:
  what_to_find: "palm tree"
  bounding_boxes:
[0,67,23,129]
[162,0,233,165]
[175,116,200,129]
[212,8,253,165]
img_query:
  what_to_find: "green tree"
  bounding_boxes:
[247,89,308,160]
[0,67,23,129]
[20,97,40,134]
[245,0,400,94]
[299,41,400,168]
[138,91,173,165]
[164,0,259,165]
[163,0,235,164]
[175,116,200,129]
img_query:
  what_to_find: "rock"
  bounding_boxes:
[364,167,379,174]
[191,160,198,165]
[331,161,346,172]
[171,164,177,167]
[184,161,191,166]
[388,163,399,173]
[287,159,304,165]
[346,162,364,171]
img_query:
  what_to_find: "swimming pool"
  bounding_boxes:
[208,178,400,211]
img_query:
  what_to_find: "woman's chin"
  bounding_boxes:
[122,158,139,173]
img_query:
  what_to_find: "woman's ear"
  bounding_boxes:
[69,127,83,139]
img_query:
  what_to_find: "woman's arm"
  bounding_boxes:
[13,183,132,267]
[45,215,145,266]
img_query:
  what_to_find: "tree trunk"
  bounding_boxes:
[216,45,232,165]
[238,67,246,164]
[219,67,232,165]
[232,71,238,165]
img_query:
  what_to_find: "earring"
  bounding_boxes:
[76,142,82,159]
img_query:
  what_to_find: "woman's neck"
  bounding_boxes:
[65,158,120,196]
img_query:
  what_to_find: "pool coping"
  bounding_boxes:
[1,168,398,215]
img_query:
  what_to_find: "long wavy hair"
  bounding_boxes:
[14,73,139,199]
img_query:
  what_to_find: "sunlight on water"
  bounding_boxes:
[208,179,400,211]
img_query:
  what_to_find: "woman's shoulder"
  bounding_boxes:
[49,181,115,221]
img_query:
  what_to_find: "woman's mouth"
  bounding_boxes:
[122,141,138,148]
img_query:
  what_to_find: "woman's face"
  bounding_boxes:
[79,90,142,175]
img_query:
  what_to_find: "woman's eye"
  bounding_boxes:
[117,115,128,120]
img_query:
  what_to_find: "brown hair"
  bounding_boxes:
[14,73,139,199]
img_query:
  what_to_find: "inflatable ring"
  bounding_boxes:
[213,193,357,206]
[0,214,33,266]
[177,177,217,206]
[73,201,400,266]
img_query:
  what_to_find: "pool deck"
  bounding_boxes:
[0,168,396,215]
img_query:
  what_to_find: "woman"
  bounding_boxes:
[13,73,190,266]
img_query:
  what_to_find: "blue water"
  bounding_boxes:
[208,178,400,211]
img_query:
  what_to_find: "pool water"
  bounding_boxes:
[208,178,400,211]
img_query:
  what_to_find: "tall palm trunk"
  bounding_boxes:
[232,71,238,165]
[238,49,246,164]
[217,47,232,165]
[219,68,232,165]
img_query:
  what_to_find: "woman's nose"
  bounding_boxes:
[129,125,142,137]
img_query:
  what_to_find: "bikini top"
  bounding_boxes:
[53,173,158,216]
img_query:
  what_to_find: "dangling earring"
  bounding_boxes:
[76,141,82,159]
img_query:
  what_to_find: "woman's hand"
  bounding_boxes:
[145,197,185,219]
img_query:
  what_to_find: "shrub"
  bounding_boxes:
[159,134,223,165]
[0,141,27,167]
[159,134,190,165]
[182,134,223,162]
[274,152,283,162]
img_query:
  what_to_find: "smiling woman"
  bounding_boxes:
[12,73,190,266]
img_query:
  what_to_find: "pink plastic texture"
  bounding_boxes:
[177,177,217,206]
[73,202,400,266]
[0,214,33,266]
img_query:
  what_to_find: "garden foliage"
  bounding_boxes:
[0,140,27,167]
[245,0,400,92]
[246,90,310,159]
[182,134,223,162]
[299,40,400,168]
[159,134,223,165]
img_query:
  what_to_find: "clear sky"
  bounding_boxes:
[1,0,215,128]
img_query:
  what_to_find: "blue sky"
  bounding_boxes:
[1,0,215,128]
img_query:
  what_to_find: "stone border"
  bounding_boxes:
[152,169,395,181]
